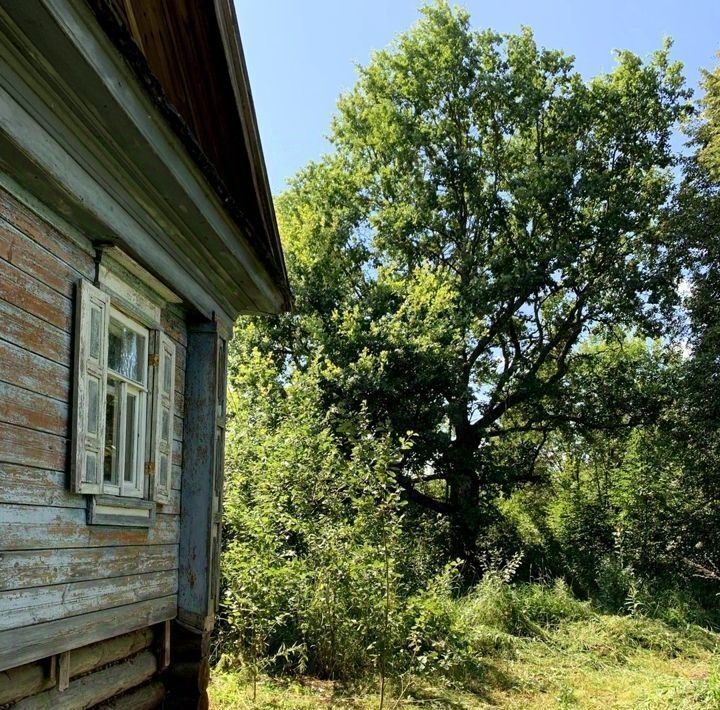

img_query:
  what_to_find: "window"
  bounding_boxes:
[71,279,176,507]
[103,310,148,497]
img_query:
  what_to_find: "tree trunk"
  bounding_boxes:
[446,434,483,580]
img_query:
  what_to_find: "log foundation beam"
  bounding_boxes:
[162,622,210,709]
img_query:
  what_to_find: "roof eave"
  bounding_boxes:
[213,0,291,309]
[86,0,292,313]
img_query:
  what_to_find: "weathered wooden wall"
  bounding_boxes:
[0,187,186,701]
[0,627,159,706]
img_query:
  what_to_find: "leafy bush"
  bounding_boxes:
[460,575,593,641]
[220,351,492,685]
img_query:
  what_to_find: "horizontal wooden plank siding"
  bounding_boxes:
[0,504,179,550]
[0,338,70,402]
[0,189,93,275]
[0,257,73,331]
[0,570,177,630]
[97,680,165,710]
[0,465,80,508]
[157,486,182,514]
[0,595,176,671]
[0,463,184,513]
[0,381,68,436]
[0,298,71,365]
[0,544,178,591]
[0,216,83,297]
[172,464,182,491]
[0,184,187,683]
[174,413,184,443]
[0,627,154,704]
[13,649,157,708]
[162,305,189,348]
[0,420,66,471]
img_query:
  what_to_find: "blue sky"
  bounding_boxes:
[235,0,720,195]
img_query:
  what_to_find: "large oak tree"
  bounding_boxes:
[237,2,691,565]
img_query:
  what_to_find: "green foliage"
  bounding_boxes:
[708,656,720,706]
[697,55,720,179]
[211,581,720,709]
[498,405,720,618]
[667,53,720,598]
[245,0,692,561]
[217,4,720,706]
[461,576,592,640]
[221,336,411,680]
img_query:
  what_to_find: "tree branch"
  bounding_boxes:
[472,295,586,432]
[396,475,454,515]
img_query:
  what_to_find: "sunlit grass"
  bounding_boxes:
[210,612,720,709]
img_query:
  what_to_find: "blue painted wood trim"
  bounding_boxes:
[178,320,220,631]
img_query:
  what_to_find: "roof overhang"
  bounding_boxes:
[0,0,290,329]
[213,0,289,291]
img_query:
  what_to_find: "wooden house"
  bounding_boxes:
[0,0,290,707]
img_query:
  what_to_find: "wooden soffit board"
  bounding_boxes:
[88,0,290,304]
[0,0,288,324]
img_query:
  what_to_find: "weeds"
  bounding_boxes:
[212,578,720,708]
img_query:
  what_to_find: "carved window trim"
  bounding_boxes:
[71,278,177,523]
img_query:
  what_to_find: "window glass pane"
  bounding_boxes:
[104,380,119,484]
[163,350,172,395]
[108,318,146,383]
[124,393,137,483]
[87,376,99,435]
[161,407,170,445]
[89,306,101,361]
[85,452,98,484]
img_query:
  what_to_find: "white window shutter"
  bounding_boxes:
[152,331,176,504]
[71,279,110,494]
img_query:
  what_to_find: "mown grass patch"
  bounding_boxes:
[210,608,720,709]
[484,617,719,709]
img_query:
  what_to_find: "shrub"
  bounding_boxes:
[460,576,593,640]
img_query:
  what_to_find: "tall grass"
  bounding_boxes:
[217,573,719,690]
[212,577,720,709]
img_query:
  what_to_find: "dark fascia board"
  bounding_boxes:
[213,0,290,296]
[0,0,288,323]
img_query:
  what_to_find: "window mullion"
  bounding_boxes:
[107,369,148,393]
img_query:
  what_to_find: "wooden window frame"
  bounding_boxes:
[103,307,149,499]
[72,278,177,516]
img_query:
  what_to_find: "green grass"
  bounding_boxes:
[210,610,720,709]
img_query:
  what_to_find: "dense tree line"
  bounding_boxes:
[218,1,720,688]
